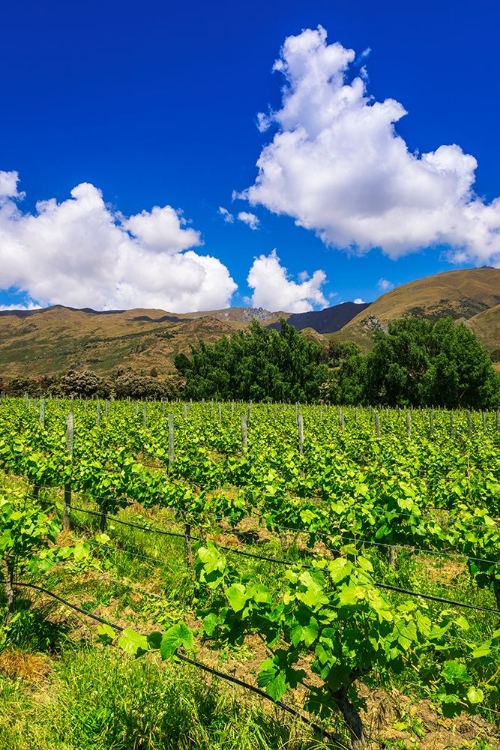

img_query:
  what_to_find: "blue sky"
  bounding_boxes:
[1,0,499,312]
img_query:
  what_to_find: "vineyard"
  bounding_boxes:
[1,396,500,749]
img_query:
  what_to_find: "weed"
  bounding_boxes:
[0,647,328,750]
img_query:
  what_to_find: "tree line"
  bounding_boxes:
[326,317,500,408]
[174,320,327,403]
[1,368,182,401]
[2,317,499,408]
[175,318,500,409]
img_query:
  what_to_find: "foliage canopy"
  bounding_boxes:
[328,317,500,408]
[174,320,328,402]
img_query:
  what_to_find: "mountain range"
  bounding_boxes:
[0,267,498,380]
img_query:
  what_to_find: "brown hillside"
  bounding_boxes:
[333,267,500,351]
[0,306,240,379]
[467,303,500,357]
[1,268,499,380]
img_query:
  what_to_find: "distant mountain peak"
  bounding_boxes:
[268,301,372,334]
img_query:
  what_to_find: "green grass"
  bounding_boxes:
[2,476,500,748]
[0,647,329,750]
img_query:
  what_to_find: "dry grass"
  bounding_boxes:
[0,649,51,681]
[467,304,500,353]
[361,686,500,749]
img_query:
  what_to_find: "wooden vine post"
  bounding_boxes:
[63,412,74,531]
[168,414,175,471]
[297,414,304,456]
[241,413,248,453]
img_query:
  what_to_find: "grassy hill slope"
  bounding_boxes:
[0,306,240,379]
[466,304,500,366]
[0,267,498,380]
[333,267,500,351]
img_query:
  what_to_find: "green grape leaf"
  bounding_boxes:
[397,621,418,649]
[441,660,470,685]
[467,687,484,704]
[226,583,248,612]
[258,660,287,701]
[160,623,193,659]
[338,584,365,606]
[118,628,149,656]
[471,641,491,658]
[97,624,116,644]
[328,558,352,583]
[203,613,220,636]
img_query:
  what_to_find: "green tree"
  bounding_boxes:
[421,318,500,408]
[6,376,42,397]
[112,372,181,400]
[59,369,111,399]
[326,340,362,366]
[363,319,430,406]
[321,345,367,405]
[362,317,500,408]
[175,320,328,402]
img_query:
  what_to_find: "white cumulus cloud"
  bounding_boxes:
[237,211,260,230]
[353,298,365,304]
[0,170,23,201]
[0,172,237,312]
[247,249,327,312]
[377,278,394,291]
[237,26,500,267]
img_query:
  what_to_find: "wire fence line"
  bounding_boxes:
[66,549,500,655]
[60,534,498,658]
[1,573,498,736]
[254,522,500,568]
[70,504,189,540]
[1,576,334,742]
[61,491,500,569]
[66,503,500,617]
[10,482,500,618]
[24,472,500,531]
[63,502,500,618]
